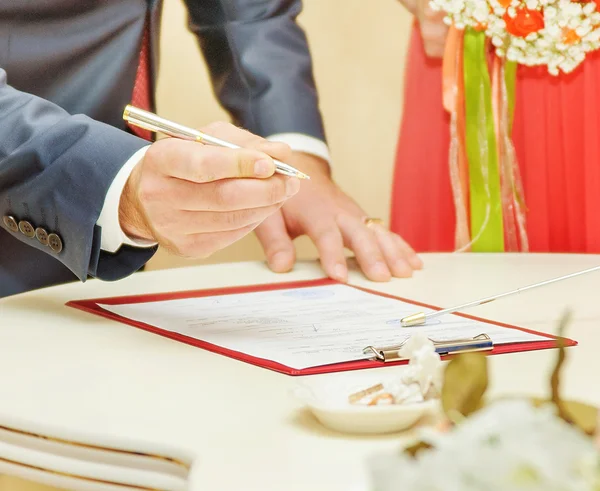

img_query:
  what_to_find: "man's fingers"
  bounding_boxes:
[394,234,424,270]
[256,140,293,164]
[201,121,293,163]
[165,222,260,258]
[201,121,268,147]
[303,223,348,282]
[254,212,296,273]
[337,214,391,282]
[193,176,299,211]
[371,227,414,278]
[128,122,299,257]
[145,174,300,212]
[146,139,277,182]
[150,203,284,236]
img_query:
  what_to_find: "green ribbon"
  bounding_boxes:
[462,29,504,252]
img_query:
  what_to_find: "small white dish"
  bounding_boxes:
[293,371,440,435]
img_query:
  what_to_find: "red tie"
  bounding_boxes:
[129,19,153,141]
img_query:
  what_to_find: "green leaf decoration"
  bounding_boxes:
[546,309,598,435]
[403,440,433,459]
[561,400,598,436]
[441,352,489,420]
[550,310,572,424]
[531,397,597,437]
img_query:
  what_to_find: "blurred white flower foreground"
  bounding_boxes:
[368,399,600,490]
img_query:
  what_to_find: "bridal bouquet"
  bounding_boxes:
[431,0,600,75]
[366,313,600,490]
[428,0,600,255]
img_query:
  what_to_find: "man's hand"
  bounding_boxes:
[119,122,299,258]
[255,153,423,282]
[400,0,448,58]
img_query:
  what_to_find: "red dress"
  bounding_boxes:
[390,24,600,253]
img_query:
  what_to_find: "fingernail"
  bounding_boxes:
[286,177,300,197]
[372,261,391,280]
[270,252,291,272]
[334,263,347,282]
[410,255,424,269]
[393,259,413,278]
[254,159,272,177]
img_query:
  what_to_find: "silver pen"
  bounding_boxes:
[400,264,600,327]
[123,105,310,180]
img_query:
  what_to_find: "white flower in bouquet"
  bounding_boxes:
[368,399,600,491]
[366,313,600,491]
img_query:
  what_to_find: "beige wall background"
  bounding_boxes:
[0,1,412,490]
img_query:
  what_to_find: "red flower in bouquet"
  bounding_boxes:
[583,0,600,10]
[503,8,545,38]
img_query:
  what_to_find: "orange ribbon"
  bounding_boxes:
[442,26,470,250]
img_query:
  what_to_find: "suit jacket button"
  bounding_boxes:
[35,227,49,246]
[18,220,35,238]
[48,233,63,253]
[2,215,19,233]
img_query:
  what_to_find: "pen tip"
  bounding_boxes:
[400,312,427,327]
[297,172,310,180]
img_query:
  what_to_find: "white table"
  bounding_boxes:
[1,253,599,491]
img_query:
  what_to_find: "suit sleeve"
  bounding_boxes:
[182,0,327,142]
[0,68,157,283]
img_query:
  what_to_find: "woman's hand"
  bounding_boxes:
[399,0,449,58]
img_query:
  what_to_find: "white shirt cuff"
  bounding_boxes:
[266,133,331,164]
[97,145,158,253]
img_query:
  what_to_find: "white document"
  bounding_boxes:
[98,284,552,370]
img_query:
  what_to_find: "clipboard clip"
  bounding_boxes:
[362,333,493,363]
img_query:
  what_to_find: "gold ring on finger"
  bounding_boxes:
[363,217,385,229]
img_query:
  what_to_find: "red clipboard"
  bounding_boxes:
[66,278,577,376]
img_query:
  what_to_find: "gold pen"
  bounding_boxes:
[400,264,600,327]
[123,105,310,180]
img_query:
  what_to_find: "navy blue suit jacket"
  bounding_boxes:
[0,0,325,297]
